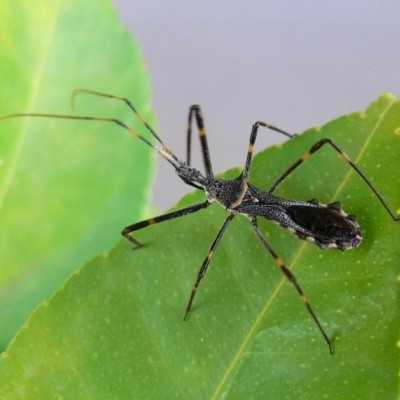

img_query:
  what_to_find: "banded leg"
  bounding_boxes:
[122,201,210,246]
[242,121,295,181]
[72,89,178,162]
[268,138,399,222]
[186,105,214,178]
[184,213,235,320]
[250,217,333,354]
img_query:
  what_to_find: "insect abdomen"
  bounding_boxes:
[286,201,362,251]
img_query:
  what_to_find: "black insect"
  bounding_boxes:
[2,89,399,354]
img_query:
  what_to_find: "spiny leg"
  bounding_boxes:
[122,201,210,246]
[242,121,295,181]
[268,138,399,222]
[184,214,235,320]
[186,105,214,179]
[250,217,333,354]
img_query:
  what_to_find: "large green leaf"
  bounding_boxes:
[0,0,155,349]
[0,94,398,398]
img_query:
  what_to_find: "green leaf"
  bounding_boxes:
[0,94,399,398]
[0,0,155,349]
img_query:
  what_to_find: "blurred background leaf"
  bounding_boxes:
[0,94,398,399]
[0,0,156,349]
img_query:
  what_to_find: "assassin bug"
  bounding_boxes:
[1,89,399,354]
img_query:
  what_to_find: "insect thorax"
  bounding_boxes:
[205,175,248,210]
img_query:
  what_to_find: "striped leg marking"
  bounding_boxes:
[184,214,235,320]
[268,138,399,222]
[122,201,210,247]
[250,217,333,354]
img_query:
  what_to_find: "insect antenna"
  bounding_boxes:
[0,89,182,169]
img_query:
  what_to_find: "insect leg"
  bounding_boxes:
[186,105,214,179]
[122,201,210,246]
[242,122,295,181]
[250,217,333,354]
[184,214,235,320]
[268,138,399,222]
